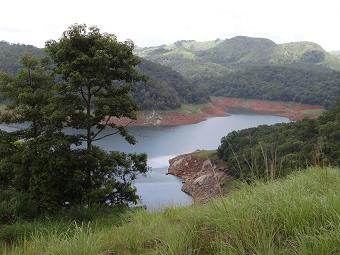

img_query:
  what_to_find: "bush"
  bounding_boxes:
[0,190,38,224]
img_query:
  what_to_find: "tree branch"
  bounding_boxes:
[91,116,112,140]
[92,130,120,141]
[79,87,88,105]
[91,118,135,142]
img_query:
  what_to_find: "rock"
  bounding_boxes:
[168,152,230,202]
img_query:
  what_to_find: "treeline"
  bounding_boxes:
[0,41,206,110]
[218,102,340,180]
[208,65,340,108]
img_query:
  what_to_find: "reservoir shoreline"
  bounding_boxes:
[109,97,324,127]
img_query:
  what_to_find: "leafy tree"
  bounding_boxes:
[46,24,145,149]
[0,55,80,214]
[45,24,148,206]
[0,24,150,217]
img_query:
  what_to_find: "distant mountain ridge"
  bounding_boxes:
[1,37,340,109]
[135,36,340,82]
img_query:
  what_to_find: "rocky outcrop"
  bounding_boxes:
[168,152,230,202]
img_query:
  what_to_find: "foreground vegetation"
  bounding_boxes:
[1,167,339,254]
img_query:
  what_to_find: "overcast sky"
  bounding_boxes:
[0,0,339,51]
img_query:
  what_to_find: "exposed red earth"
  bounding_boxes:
[211,97,324,121]
[109,97,324,127]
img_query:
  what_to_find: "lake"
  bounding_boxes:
[0,113,290,210]
[92,113,290,210]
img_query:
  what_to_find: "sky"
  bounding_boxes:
[0,0,339,51]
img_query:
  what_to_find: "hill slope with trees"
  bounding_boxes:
[137,36,340,75]
[137,36,340,107]
[2,37,340,110]
[218,102,340,180]
[0,41,204,110]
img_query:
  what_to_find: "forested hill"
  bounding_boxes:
[0,41,202,110]
[208,64,340,107]
[2,39,340,109]
[136,36,340,107]
[135,60,207,109]
[136,36,340,81]
[218,102,340,180]
[0,41,45,74]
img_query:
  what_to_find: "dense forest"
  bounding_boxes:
[0,41,202,110]
[208,64,340,107]
[135,60,207,109]
[137,37,340,108]
[218,102,340,180]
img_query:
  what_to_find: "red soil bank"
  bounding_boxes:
[109,98,324,127]
[210,97,323,121]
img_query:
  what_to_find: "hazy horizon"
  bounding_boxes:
[1,0,339,51]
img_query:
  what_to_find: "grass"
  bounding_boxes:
[1,167,339,254]
[176,102,213,114]
[0,206,130,251]
[191,150,218,160]
[302,109,325,116]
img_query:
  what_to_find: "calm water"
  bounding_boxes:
[0,114,290,210]
[93,114,290,210]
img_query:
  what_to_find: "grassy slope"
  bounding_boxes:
[135,39,231,82]
[3,167,339,255]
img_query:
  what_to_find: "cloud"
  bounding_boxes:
[0,0,339,51]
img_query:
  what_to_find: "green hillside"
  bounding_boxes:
[135,40,230,83]
[209,64,340,107]
[270,42,340,70]
[137,37,340,107]
[0,41,203,110]
[2,167,339,254]
[0,41,44,74]
[138,36,340,74]
[135,60,207,109]
[1,38,340,109]
[218,102,340,180]
[198,36,277,66]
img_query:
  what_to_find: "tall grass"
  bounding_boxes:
[2,167,339,255]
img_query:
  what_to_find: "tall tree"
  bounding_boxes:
[46,24,146,150]
[45,24,148,206]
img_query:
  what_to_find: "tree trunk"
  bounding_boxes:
[86,87,92,151]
